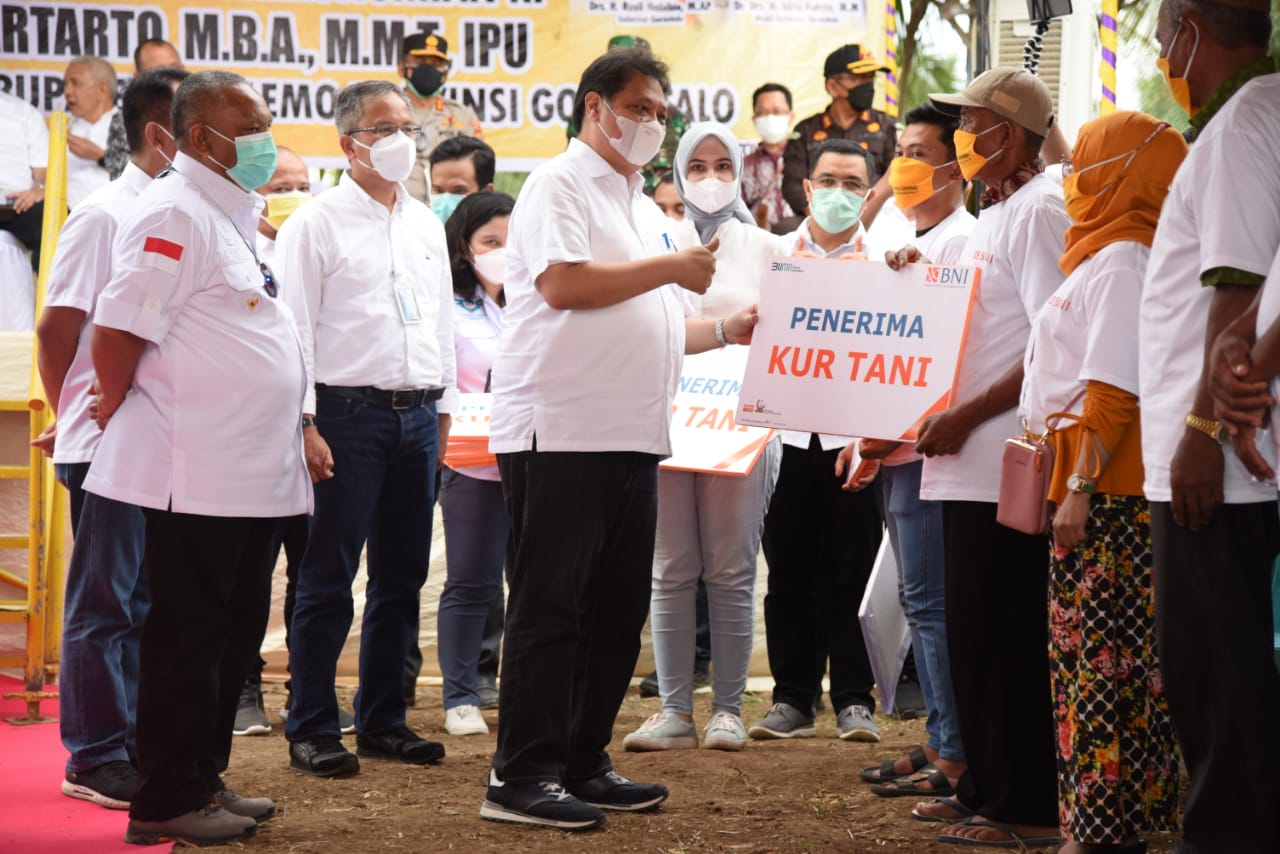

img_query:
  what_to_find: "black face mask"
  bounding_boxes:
[846,82,875,112]
[407,64,445,98]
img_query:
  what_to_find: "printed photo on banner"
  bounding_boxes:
[737,257,979,441]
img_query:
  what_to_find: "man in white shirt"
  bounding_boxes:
[1138,1,1280,849]
[35,66,186,813]
[87,70,310,846]
[481,47,752,830]
[891,68,1068,845]
[62,56,118,208]
[0,91,49,279]
[277,80,457,779]
[746,139,886,748]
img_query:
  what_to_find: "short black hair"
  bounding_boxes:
[752,83,793,111]
[809,138,877,184]
[572,47,671,133]
[902,102,959,160]
[446,191,516,299]
[133,38,178,72]
[429,136,496,189]
[172,70,248,142]
[123,67,188,153]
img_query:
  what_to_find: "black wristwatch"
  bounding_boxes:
[301,415,317,428]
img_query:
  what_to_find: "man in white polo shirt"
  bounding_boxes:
[278,80,456,779]
[0,90,49,287]
[1138,1,1280,849]
[85,70,310,847]
[890,68,1068,845]
[62,56,118,208]
[481,47,755,831]
[35,66,186,812]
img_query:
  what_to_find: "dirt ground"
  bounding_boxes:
[224,682,1180,853]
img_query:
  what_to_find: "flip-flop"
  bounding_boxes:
[859,746,929,783]
[869,767,955,798]
[911,796,976,824]
[936,816,1061,848]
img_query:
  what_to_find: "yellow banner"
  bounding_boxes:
[2,0,883,168]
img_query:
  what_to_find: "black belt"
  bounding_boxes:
[317,384,445,409]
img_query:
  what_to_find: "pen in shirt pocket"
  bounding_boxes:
[661,232,675,253]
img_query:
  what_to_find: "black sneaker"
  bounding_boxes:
[289,736,360,778]
[565,770,668,812]
[232,681,271,736]
[62,760,139,809]
[480,770,606,830]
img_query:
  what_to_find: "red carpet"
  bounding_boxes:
[0,674,169,853]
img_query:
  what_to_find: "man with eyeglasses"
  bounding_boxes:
[780,44,896,233]
[84,70,309,847]
[746,138,885,748]
[398,33,483,204]
[277,79,457,780]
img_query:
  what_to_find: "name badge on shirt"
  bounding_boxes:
[396,287,423,325]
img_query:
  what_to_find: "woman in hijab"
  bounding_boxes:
[622,122,785,753]
[1018,111,1186,854]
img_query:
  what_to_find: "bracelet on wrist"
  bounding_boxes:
[714,317,729,347]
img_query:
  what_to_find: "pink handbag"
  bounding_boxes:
[996,434,1056,535]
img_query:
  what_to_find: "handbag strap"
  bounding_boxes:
[1040,387,1104,479]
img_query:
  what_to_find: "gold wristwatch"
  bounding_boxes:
[1184,412,1229,445]
[1066,473,1095,494]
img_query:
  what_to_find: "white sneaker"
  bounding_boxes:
[703,711,747,751]
[445,704,489,736]
[622,712,698,751]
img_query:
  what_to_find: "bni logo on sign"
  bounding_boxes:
[924,267,970,287]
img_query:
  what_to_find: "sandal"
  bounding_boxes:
[937,816,1061,848]
[869,766,955,798]
[859,746,928,783]
[911,796,976,824]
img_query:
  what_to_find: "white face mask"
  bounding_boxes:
[754,114,790,145]
[598,99,665,167]
[354,131,416,183]
[472,247,506,285]
[684,176,739,214]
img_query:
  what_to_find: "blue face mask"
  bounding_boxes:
[432,192,464,222]
[809,186,866,234]
[205,125,278,192]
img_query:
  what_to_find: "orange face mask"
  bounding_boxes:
[889,156,956,209]
[1157,20,1199,117]
[953,122,1007,181]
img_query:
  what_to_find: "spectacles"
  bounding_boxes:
[260,261,278,298]
[1062,122,1170,178]
[348,124,425,142]
[812,176,868,194]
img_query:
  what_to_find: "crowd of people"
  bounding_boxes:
[8,0,1280,849]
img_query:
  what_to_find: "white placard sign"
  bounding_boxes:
[665,347,775,477]
[737,258,980,441]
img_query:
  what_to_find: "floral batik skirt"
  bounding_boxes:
[1048,494,1180,843]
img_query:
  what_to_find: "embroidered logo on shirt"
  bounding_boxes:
[246,296,261,312]
[141,236,183,274]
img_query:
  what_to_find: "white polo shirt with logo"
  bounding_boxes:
[84,152,312,517]
[489,139,687,457]
[920,172,1069,503]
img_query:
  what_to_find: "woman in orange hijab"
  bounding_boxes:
[1017,111,1187,854]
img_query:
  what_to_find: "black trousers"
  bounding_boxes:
[1151,500,1280,854]
[1,201,45,270]
[943,501,1057,827]
[493,450,657,783]
[761,437,882,711]
[130,510,279,821]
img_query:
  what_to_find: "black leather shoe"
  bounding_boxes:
[289,736,360,778]
[356,725,445,765]
[638,671,659,698]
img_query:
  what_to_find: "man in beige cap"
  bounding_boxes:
[1144,0,1280,850]
[887,66,1068,847]
[398,33,483,204]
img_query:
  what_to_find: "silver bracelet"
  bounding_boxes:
[715,317,729,347]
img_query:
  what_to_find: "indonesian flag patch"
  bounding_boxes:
[141,236,184,274]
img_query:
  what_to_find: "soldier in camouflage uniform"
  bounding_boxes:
[780,44,897,229]
[398,33,484,204]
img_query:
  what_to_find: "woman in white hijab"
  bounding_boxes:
[622,122,785,753]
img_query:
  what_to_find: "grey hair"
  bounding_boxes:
[69,55,118,92]
[171,70,249,142]
[334,81,411,135]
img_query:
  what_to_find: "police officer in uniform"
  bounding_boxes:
[398,33,483,204]
[780,44,896,232]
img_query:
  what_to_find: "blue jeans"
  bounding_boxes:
[56,461,148,773]
[881,460,963,762]
[437,468,508,710]
[286,391,438,741]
